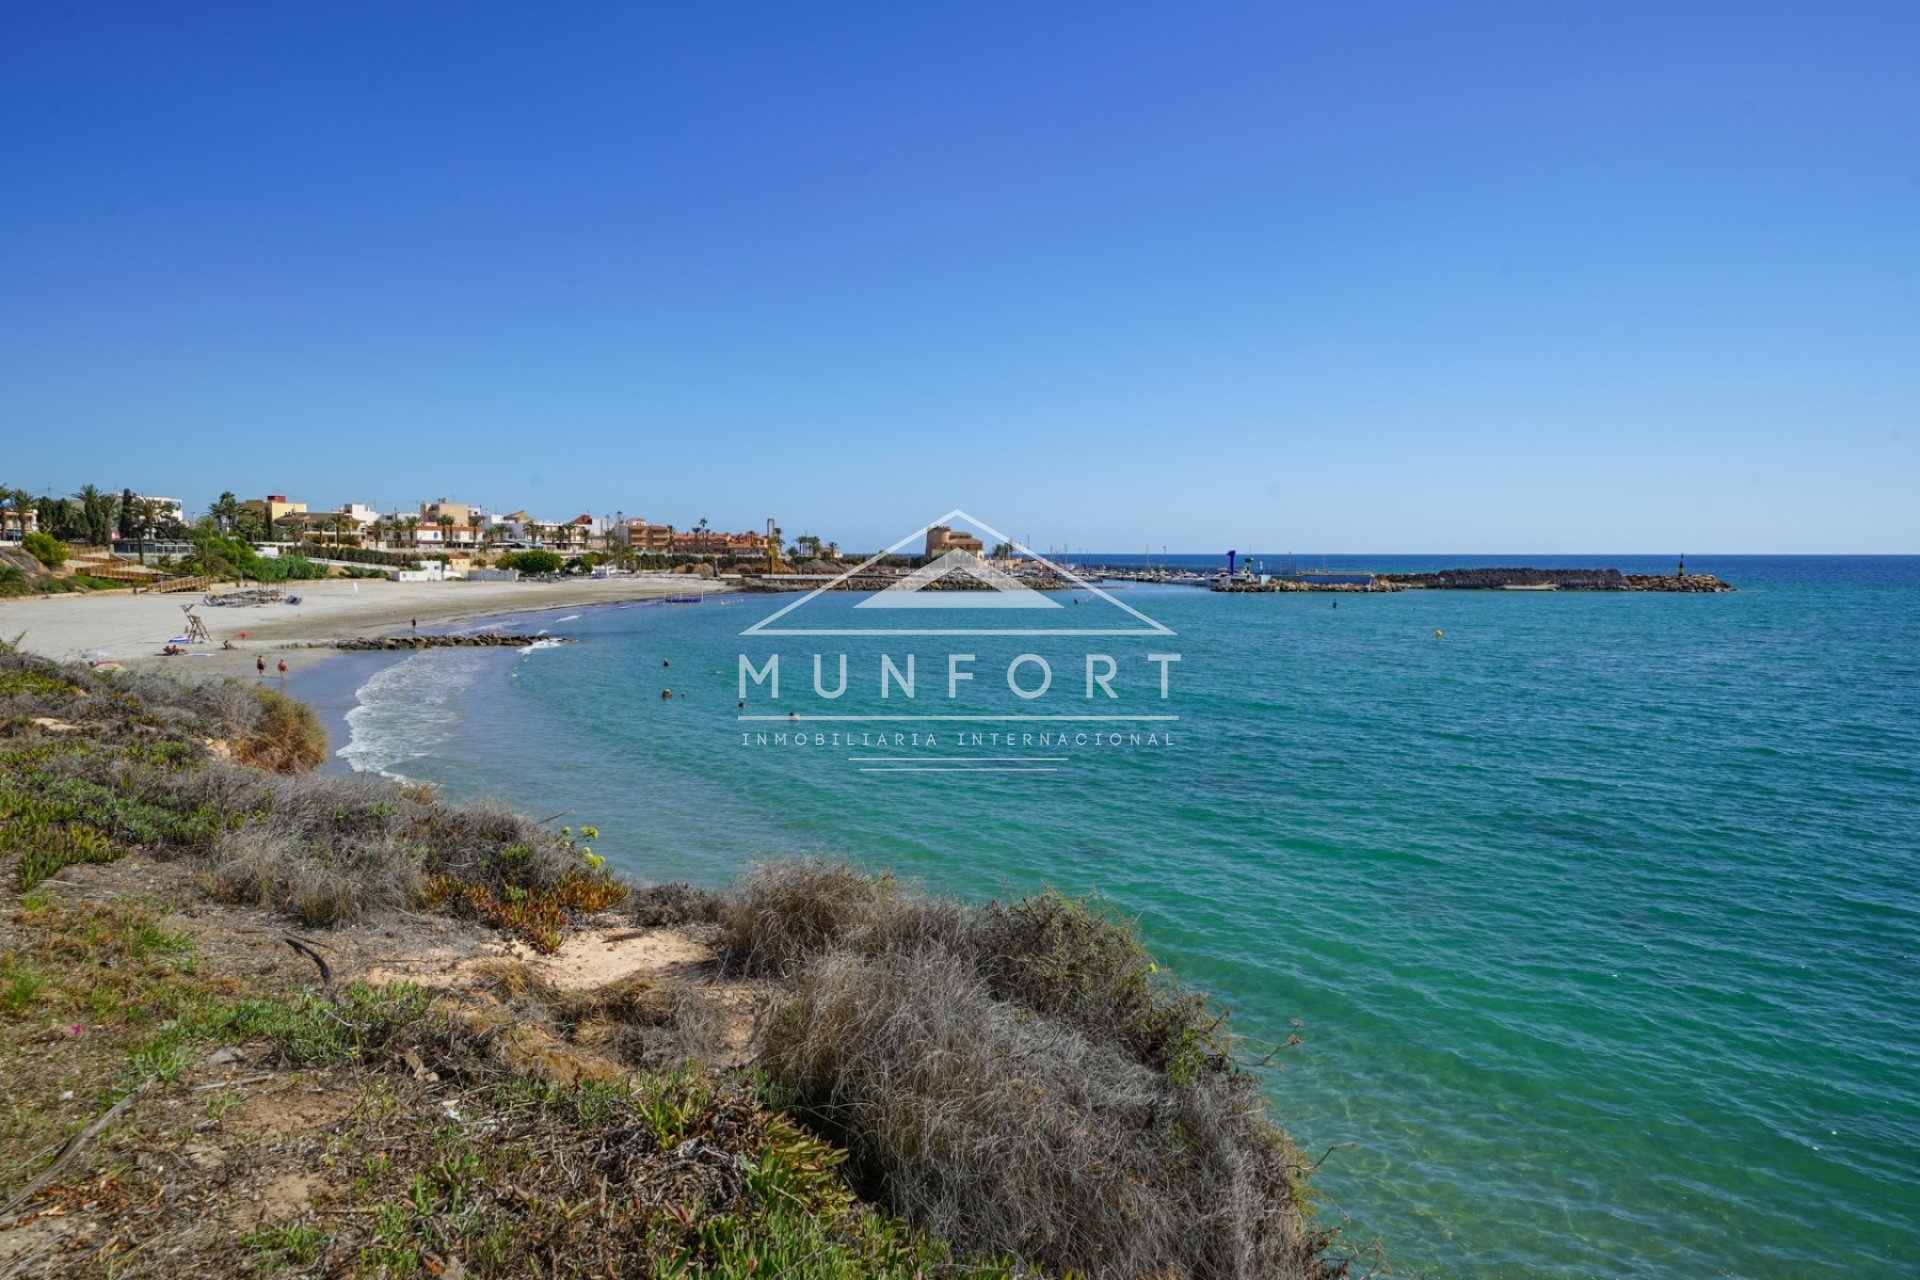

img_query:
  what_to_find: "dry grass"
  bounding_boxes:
[0,891,991,1279]
[626,879,727,928]
[471,958,729,1073]
[0,648,625,950]
[719,858,900,976]
[204,771,427,925]
[233,686,326,773]
[728,862,1337,1279]
[767,946,1328,1280]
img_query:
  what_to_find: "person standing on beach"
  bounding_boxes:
[411,617,418,634]
[277,659,288,678]
[256,655,266,676]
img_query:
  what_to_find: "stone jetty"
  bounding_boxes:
[1212,568,1733,594]
[290,632,577,651]
[1377,567,1732,592]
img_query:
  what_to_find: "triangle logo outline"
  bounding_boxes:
[740,509,1176,637]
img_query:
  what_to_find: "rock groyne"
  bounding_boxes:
[1213,568,1734,593]
[292,632,576,651]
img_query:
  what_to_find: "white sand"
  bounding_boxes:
[0,575,730,677]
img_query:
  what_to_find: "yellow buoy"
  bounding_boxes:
[1434,629,1444,639]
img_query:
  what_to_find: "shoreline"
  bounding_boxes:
[0,574,733,684]
[4,575,735,781]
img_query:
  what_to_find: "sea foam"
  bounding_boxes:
[338,649,497,780]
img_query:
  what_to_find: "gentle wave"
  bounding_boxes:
[337,649,498,780]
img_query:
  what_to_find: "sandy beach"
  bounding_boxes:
[0,575,731,680]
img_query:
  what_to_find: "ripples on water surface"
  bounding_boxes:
[323,556,1919,1277]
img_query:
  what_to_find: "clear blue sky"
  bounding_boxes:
[3,2,1915,552]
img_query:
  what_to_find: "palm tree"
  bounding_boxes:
[211,491,240,534]
[437,513,455,549]
[135,497,163,563]
[696,517,710,557]
[74,485,115,547]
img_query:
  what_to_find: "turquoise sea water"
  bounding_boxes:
[304,555,1920,1278]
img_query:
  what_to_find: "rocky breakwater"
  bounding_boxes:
[1380,567,1626,590]
[1622,573,1734,593]
[296,632,578,651]
[1376,567,1733,592]
[1213,578,1397,593]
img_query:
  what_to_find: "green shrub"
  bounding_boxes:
[495,549,563,575]
[21,531,66,569]
[974,890,1227,1084]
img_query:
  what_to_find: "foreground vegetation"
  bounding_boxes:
[0,642,1351,1277]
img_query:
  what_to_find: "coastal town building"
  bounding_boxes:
[613,518,772,557]
[274,509,364,546]
[479,511,531,544]
[416,499,484,551]
[925,524,984,557]
[0,501,35,542]
[204,487,799,565]
[421,498,476,526]
[239,494,307,534]
[701,529,772,556]
[555,514,604,551]
[131,495,187,525]
[616,518,676,552]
